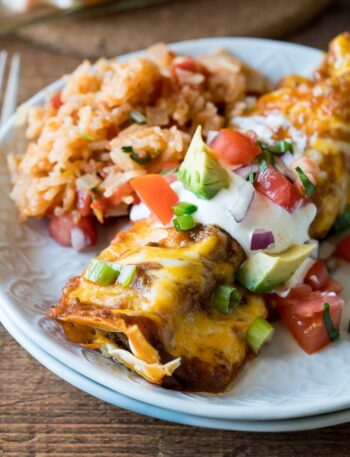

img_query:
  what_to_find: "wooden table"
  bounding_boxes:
[1,2,350,455]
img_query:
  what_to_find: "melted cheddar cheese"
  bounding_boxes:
[50,221,266,392]
[251,33,350,238]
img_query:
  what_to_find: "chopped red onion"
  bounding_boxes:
[234,164,259,179]
[71,227,90,251]
[207,130,219,144]
[274,157,296,182]
[251,229,275,250]
[280,151,294,167]
[229,181,255,223]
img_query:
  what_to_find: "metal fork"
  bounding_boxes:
[0,51,20,128]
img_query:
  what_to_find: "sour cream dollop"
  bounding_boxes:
[233,113,307,160]
[131,171,317,257]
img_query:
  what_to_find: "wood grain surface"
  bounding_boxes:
[16,0,331,58]
[1,1,350,455]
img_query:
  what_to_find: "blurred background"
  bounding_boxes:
[0,0,348,58]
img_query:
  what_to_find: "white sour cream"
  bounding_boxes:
[233,113,307,159]
[131,171,317,257]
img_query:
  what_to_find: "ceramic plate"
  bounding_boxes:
[1,38,350,422]
[2,304,350,432]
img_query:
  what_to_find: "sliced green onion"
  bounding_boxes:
[130,152,152,164]
[257,142,275,166]
[172,202,198,216]
[117,265,136,288]
[332,206,350,233]
[130,110,147,124]
[258,159,269,172]
[85,259,120,286]
[121,145,152,164]
[295,166,315,198]
[245,317,274,353]
[80,133,94,141]
[173,214,196,231]
[246,170,256,184]
[160,167,179,175]
[121,145,133,153]
[212,285,242,314]
[272,140,293,154]
[323,303,340,341]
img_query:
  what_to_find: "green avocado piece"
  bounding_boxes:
[178,126,230,199]
[236,243,316,293]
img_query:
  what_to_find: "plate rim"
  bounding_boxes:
[2,306,350,432]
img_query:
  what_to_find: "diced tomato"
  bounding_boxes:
[255,166,302,212]
[209,129,261,166]
[90,197,108,213]
[265,284,313,308]
[305,260,329,290]
[321,277,343,295]
[336,233,350,261]
[284,284,314,300]
[51,91,63,110]
[108,182,133,206]
[161,162,180,172]
[277,290,344,354]
[161,162,180,184]
[77,190,92,216]
[49,214,97,248]
[170,56,210,82]
[91,183,134,213]
[171,57,197,76]
[130,174,178,225]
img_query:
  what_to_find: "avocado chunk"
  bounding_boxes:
[178,126,230,199]
[236,243,316,293]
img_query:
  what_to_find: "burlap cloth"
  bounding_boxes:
[16,0,331,58]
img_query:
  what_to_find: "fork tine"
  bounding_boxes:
[0,53,20,127]
[0,51,8,102]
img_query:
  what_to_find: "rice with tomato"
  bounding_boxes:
[7,44,269,249]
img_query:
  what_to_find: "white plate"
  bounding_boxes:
[2,305,350,432]
[1,37,350,422]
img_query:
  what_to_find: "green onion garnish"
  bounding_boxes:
[212,285,242,314]
[80,133,94,141]
[121,145,152,164]
[160,167,179,175]
[332,206,350,233]
[245,317,274,353]
[121,145,133,153]
[85,259,120,286]
[258,160,269,172]
[295,166,315,198]
[256,142,276,166]
[172,202,198,216]
[246,170,256,184]
[130,110,147,125]
[323,303,340,341]
[272,140,293,154]
[117,265,136,288]
[130,152,152,164]
[173,214,196,231]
